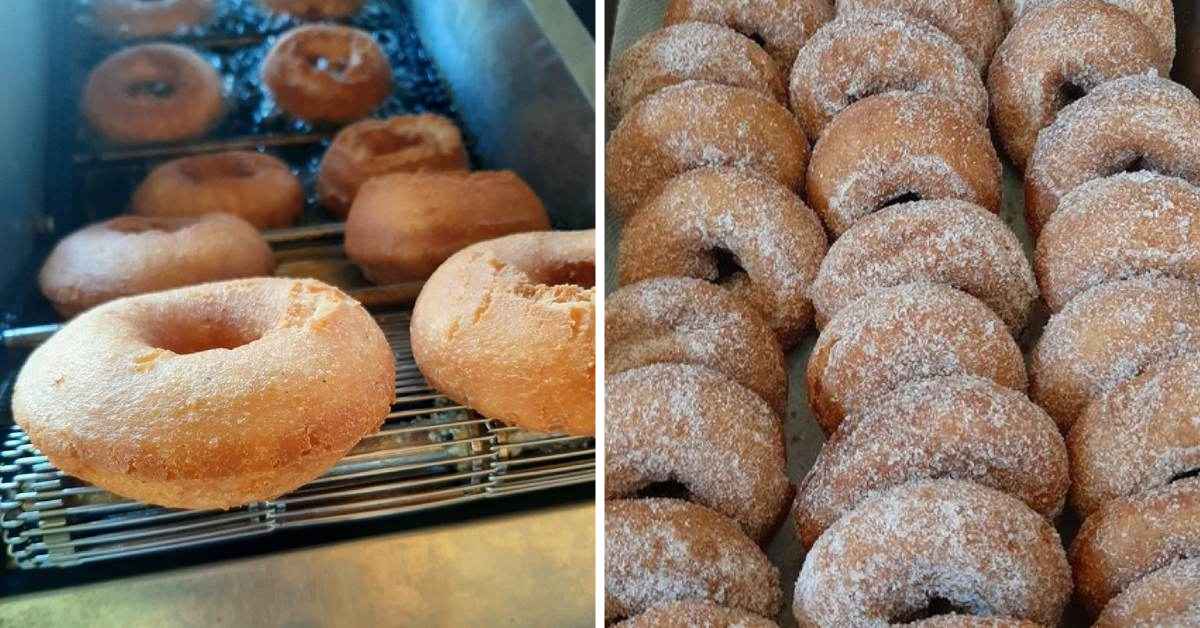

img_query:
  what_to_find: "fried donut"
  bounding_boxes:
[345,171,550,284]
[262,24,392,123]
[410,230,594,436]
[1069,353,1200,517]
[606,22,786,128]
[810,199,1036,331]
[39,214,275,318]
[1071,478,1200,617]
[94,0,214,38]
[807,282,1027,434]
[909,617,1043,627]
[1094,558,1200,627]
[1025,75,1200,236]
[606,364,790,542]
[616,167,827,348]
[616,601,778,628]
[317,114,468,218]
[794,480,1072,627]
[12,277,396,509]
[605,81,808,221]
[793,375,1068,548]
[83,43,224,144]
[1029,276,1200,431]
[663,0,834,74]
[836,0,1004,71]
[806,92,1002,237]
[606,277,788,417]
[132,151,303,230]
[1002,0,1175,65]
[258,0,364,19]
[788,10,986,141]
[605,498,782,622]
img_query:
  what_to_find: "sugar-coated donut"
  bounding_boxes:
[1002,0,1175,66]
[132,151,303,230]
[605,498,782,622]
[39,214,275,318]
[1094,558,1200,627]
[836,0,1004,71]
[345,171,550,284]
[793,375,1068,548]
[606,22,786,128]
[788,10,986,141]
[258,0,364,19]
[83,43,224,144]
[807,282,1027,434]
[794,480,1072,627]
[410,230,594,436]
[616,601,778,628]
[317,114,468,218]
[606,364,790,542]
[1071,478,1200,617]
[663,0,834,74]
[909,617,1043,627]
[1029,276,1200,431]
[94,0,214,38]
[1025,75,1200,236]
[262,24,392,123]
[606,277,788,417]
[616,167,827,348]
[606,81,808,221]
[12,277,395,509]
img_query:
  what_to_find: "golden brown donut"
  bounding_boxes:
[811,199,1036,332]
[616,167,827,348]
[1029,276,1200,431]
[1069,353,1200,517]
[1071,478,1200,617]
[1025,75,1200,237]
[788,10,987,142]
[410,230,594,436]
[605,81,808,222]
[132,151,303,230]
[344,171,550,284]
[12,277,395,509]
[1094,558,1200,627]
[807,282,1027,434]
[317,114,468,218]
[605,498,782,622]
[836,0,1004,71]
[663,0,834,74]
[1002,0,1175,65]
[93,0,214,37]
[83,43,224,144]
[606,363,790,543]
[988,1,1169,172]
[39,214,275,318]
[794,480,1072,627]
[616,601,778,628]
[258,0,364,19]
[606,277,788,418]
[806,92,1002,237]
[261,24,392,123]
[793,375,1068,548]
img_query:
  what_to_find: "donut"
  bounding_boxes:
[132,151,303,230]
[662,0,834,74]
[605,498,782,622]
[261,24,392,123]
[410,230,594,436]
[605,81,808,221]
[606,277,788,417]
[835,0,1004,71]
[345,171,550,284]
[1094,559,1200,627]
[805,92,1001,237]
[810,199,1036,332]
[83,43,224,144]
[11,277,395,509]
[1069,353,1200,517]
[606,363,790,542]
[1028,276,1200,431]
[793,480,1072,627]
[806,282,1027,434]
[1025,75,1200,236]
[258,0,364,19]
[606,22,786,128]
[317,114,468,218]
[1001,0,1175,65]
[616,601,778,628]
[793,375,1068,548]
[93,0,214,38]
[39,214,275,318]
[788,10,986,141]
[909,617,1043,627]
[616,167,827,348]
[1071,478,1200,617]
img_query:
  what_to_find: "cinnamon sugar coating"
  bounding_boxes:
[663,0,834,74]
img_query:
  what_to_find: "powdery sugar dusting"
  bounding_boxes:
[1094,558,1200,627]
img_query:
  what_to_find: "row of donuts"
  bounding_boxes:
[93,0,367,40]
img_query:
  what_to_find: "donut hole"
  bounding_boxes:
[537,260,594,289]
[1118,154,1151,174]
[891,597,979,623]
[1170,468,1200,484]
[359,128,426,155]
[879,191,922,209]
[633,479,692,501]
[107,215,190,234]
[125,79,177,99]
[1057,81,1087,108]
[711,247,747,284]
[144,315,263,355]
